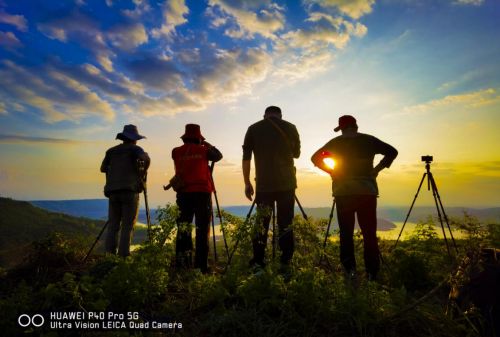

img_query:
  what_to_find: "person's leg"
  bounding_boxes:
[118,192,139,257]
[276,190,295,265]
[194,192,211,272]
[336,196,357,273]
[356,195,379,279]
[176,192,195,267]
[105,193,121,254]
[252,192,273,267]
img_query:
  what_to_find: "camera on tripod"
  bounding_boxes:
[421,155,433,163]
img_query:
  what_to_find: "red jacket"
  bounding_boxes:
[172,143,214,193]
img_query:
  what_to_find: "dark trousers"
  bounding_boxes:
[336,195,380,277]
[252,190,295,265]
[105,191,139,257]
[176,192,211,271]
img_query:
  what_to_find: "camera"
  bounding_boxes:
[421,155,433,163]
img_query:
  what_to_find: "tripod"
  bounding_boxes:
[209,162,230,262]
[393,157,458,257]
[225,195,309,269]
[319,197,336,264]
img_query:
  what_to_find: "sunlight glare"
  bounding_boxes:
[323,158,335,170]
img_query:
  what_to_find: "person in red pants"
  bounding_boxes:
[311,115,398,281]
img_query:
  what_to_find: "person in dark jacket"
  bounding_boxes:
[172,124,223,273]
[101,124,150,257]
[311,115,398,280]
[242,106,300,271]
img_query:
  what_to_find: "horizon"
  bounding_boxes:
[1,0,500,207]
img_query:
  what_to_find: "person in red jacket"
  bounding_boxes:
[172,124,222,273]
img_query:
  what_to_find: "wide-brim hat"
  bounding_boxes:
[334,115,357,132]
[181,123,205,140]
[116,124,146,141]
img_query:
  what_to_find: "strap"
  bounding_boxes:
[267,117,293,155]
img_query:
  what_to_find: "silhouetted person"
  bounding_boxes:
[242,106,300,271]
[311,115,397,280]
[101,124,150,257]
[172,124,222,273]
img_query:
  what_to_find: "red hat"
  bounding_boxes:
[334,115,357,132]
[181,123,205,140]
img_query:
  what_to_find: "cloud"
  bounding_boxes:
[453,0,484,5]
[122,0,152,18]
[0,134,82,145]
[0,10,28,31]
[126,56,184,91]
[282,15,366,51]
[108,23,148,50]
[0,31,23,49]
[207,0,285,40]
[0,60,116,123]
[0,101,6,114]
[399,88,500,116]
[305,0,376,19]
[152,0,189,38]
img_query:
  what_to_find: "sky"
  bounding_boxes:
[0,0,499,208]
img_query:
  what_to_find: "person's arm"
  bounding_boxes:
[100,153,109,173]
[291,124,300,159]
[311,144,334,174]
[242,128,254,201]
[242,159,254,201]
[372,138,398,177]
[204,141,223,162]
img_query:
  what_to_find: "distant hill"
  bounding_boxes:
[28,199,500,232]
[0,197,105,267]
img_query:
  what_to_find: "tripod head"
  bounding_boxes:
[421,155,433,175]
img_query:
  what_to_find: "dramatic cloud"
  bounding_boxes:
[0,10,28,31]
[208,0,285,39]
[305,0,376,19]
[0,60,115,123]
[0,1,373,122]
[0,31,22,49]
[152,0,189,37]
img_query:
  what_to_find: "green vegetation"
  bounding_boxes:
[0,200,499,336]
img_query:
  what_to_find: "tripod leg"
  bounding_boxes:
[272,202,276,260]
[429,173,457,256]
[393,172,427,250]
[320,198,336,264]
[295,195,308,220]
[209,162,230,259]
[210,196,218,262]
[83,221,109,262]
[225,200,256,269]
[143,188,152,244]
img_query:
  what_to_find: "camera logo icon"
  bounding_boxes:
[18,314,45,328]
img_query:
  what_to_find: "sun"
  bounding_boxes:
[323,158,335,170]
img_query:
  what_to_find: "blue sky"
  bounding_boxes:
[1,0,499,207]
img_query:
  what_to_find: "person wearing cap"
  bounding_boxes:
[172,124,222,273]
[311,115,398,281]
[242,106,301,273]
[100,124,150,257]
